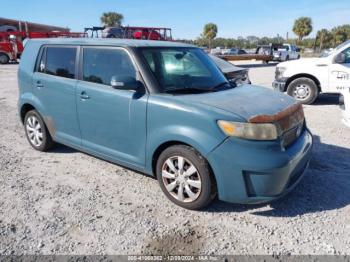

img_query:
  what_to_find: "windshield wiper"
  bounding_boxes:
[210,81,233,91]
[165,87,213,94]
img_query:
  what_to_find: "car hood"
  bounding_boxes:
[178,85,299,122]
[279,57,327,67]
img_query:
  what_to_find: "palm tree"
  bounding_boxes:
[316,29,333,51]
[100,12,124,27]
[202,23,218,49]
[293,17,313,42]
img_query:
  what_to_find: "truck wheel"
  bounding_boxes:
[287,77,318,104]
[0,53,10,64]
[156,145,215,210]
[285,55,289,61]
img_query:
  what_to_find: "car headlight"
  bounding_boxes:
[217,120,278,140]
[275,67,286,80]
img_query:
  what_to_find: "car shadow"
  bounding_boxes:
[205,135,350,217]
[312,93,340,105]
[48,144,77,154]
[236,62,278,69]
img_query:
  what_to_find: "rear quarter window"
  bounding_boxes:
[39,46,77,79]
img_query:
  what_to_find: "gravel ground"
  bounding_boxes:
[0,63,349,255]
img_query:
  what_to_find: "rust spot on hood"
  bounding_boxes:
[249,103,302,123]
[249,103,304,132]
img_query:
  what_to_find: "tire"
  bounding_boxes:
[0,53,9,64]
[285,55,289,61]
[156,145,215,210]
[286,77,318,104]
[24,110,55,151]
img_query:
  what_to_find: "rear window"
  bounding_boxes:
[39,46,77,79]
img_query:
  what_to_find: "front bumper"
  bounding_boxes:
[272,78,288,92]
[207,129,313,204]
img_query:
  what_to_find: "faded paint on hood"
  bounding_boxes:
[177,85,298,122]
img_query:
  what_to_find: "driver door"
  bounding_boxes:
[76,47,148,167]
[329,47,350,93]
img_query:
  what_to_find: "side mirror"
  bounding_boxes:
[334,53,346,64]
[110,75,142,91]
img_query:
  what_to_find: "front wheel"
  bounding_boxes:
[156,145,215,210]
[286,77,318,104]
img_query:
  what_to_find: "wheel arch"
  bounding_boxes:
[20,103,36,123]
[286,73,321,92]
[151,140,218,192]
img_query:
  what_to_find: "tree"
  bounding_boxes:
[332,25,350,46]
[100,12,124,27]
[316,29,333,50]
[293,17,313,42]
[202,23,218,49]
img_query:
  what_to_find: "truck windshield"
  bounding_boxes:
[141,47,229,93]
[320,40,350,57]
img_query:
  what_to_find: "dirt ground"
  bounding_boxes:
[0,63,349,255]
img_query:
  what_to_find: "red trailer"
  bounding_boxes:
[0,31,85,64]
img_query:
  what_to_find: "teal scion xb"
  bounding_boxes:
[18,38,312,210]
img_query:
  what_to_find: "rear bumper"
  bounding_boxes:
[272,78,288,92]
[207,129,313,204]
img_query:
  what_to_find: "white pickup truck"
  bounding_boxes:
[273,40,350,104]
[273,43,300,62]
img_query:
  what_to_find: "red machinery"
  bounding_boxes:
[0,31,85,64]
[125,26,172,41]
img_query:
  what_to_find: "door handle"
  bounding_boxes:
[36,81,44,88]
[80,92,90,100]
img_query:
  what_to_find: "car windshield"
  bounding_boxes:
[319,40,350,57]
[141,47,229,93]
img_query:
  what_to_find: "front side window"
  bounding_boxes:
[141,47,228,93]
[44,47,76,79]
[83,48,136,86]
[341,47,350,64]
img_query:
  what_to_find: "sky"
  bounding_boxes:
[1,0,350,39]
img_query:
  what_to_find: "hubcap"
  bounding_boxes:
[26,116,43,147]
[293,84,310,100]
[161,156,201,203]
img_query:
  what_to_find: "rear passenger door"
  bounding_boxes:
[32,45,81,145]
[76,46,148,167]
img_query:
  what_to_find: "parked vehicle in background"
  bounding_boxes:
[273,43,300,62]
[209,54,251,85]
[0,31,85,64]
[210,47,224,55]
[0,33,23,64]
[0,25,18,32]
[102,27,124,38]
[18,38,312,210]
[102,26,172,41]
[222,48,247,55]
[273,40,350,104]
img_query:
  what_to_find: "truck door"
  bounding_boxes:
[329,47,350,93]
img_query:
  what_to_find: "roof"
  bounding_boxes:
[28,38,195,48]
